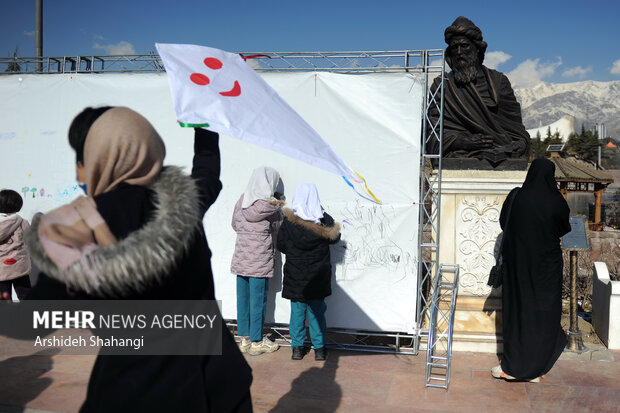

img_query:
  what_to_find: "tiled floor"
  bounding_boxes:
[247,347,620,413]
[0,337,618,412]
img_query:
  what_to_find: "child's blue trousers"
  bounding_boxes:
[289,299,326,349]
[236,275,268,342]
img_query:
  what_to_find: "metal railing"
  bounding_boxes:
[0,50,443,74]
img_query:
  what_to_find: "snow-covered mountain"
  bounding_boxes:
[514,80,620,138]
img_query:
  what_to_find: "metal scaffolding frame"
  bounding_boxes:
[425,264,460,388]
[1,50,439,74]
[228,321,417,355]
[0,54,164,74]
[1,50,447,358]
[415,50,445,354]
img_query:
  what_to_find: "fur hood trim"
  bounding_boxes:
[267,199,286,207]
[283,208,340,241]
[25,166,201,297]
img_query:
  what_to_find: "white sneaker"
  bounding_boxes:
[260,335,279,352]
[238,337,251,353]
[491,365,542,382]
[247,336,279,356]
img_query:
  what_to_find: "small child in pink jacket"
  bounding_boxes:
[0,190,31,301]
[231,167,285,356]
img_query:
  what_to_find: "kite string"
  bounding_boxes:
[240,54,272,60]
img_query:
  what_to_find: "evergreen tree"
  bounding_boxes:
[543,130,563,146]
[5,47,21,73]
[530,131,546,159]
[581,128,599,162]
[566,124,598,161]
[540,128,563,156]
[566,132,579,154]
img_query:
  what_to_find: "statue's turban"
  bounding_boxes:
[444,16,487,61]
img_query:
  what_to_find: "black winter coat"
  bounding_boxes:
[277,208,340,301]
[24,129,252,412]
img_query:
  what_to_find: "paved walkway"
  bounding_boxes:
[0,338,618,412]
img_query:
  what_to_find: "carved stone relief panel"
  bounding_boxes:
[456,196,502,296]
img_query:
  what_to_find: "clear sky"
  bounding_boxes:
[2,0,619,88]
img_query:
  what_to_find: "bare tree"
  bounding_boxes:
[5,47,21,72]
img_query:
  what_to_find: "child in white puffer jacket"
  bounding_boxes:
[0,189,31,301]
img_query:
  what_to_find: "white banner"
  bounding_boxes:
[0,71,423,332]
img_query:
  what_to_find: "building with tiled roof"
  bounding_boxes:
[548,150,614,229]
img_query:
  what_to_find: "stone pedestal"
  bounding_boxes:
[439,169,527,352]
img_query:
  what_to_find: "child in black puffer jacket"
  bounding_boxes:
[276,183,340,361]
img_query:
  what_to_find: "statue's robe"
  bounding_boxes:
[428,66,530,164]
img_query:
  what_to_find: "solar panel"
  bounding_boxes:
[561,216,590,251]
[547,144,565,152]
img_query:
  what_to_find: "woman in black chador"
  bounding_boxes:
[492,158,570,382]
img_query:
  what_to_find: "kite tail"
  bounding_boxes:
[343,172,381,204]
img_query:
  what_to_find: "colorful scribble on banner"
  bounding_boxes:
[54,185,80,203]
[19,185,78,203]
[0,132,17,141]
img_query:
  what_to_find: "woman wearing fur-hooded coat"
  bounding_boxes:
[23,107,253,412]
[277,184,340,361]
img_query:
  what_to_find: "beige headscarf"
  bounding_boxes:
[84,107,166,197]
[38,107,166,272]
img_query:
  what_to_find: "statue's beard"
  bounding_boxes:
[451,53,479,84]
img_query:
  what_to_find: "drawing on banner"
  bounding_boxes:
[19,185,77,203]
[329,201,415,281]
[0,132,17,141]
[54,185,80,203]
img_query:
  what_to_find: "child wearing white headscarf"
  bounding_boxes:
[231,166,284,356]
[277,183,340,361]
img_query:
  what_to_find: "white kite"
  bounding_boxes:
[155,43,379,203]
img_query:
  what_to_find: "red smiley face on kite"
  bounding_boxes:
[190,57,241,97]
